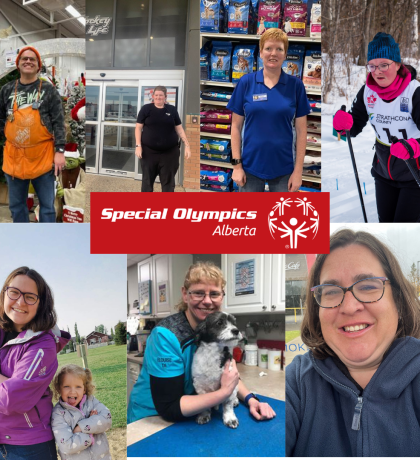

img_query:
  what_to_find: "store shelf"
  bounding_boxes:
[200,132,231,140]
[302,175,321,183]
[201,33,321,43]
[200,99,229,106]
[306,145,321,152]
[309,112,321,117]
[200,80,236,88]
[306,90,322,96]
[200,159,233,169]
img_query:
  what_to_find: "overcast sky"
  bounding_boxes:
[330,223,420,276]
[0,225,126,337]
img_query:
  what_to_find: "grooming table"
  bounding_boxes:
[127,395,285,457]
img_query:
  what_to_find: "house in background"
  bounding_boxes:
[86,331,109,345]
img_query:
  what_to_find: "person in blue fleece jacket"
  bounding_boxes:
[286,228,420,457]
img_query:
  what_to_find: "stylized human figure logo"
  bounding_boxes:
[268,196,320,248]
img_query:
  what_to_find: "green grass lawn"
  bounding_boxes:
[55,345,126,428]
[286,330,301,343]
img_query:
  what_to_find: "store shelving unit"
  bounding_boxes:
[200,26,322,192]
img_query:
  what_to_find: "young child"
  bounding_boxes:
[52,364,112,460]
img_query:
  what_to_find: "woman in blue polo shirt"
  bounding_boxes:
[227,28,310,192]
[127,262,276,424]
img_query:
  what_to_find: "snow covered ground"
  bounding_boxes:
[322,57,379,222]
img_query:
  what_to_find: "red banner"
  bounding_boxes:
[90,192,330,254]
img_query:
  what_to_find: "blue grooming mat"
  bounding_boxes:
[127,395,285,457]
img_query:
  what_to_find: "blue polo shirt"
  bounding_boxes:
[227,70,310,179]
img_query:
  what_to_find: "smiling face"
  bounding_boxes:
[260,40,286,72]
[18,50,40,78]
[4,275,39,332]
[368,58,400,87]
[318,244,399,370]
[153,90,166,107]
[60,373,85,407]
[182,281,224,330]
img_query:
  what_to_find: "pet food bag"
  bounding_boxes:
[201,87,233,102]
[310,3,321,38]
[200,0,225,32]
[307,117,321,133]
[200,108,232,124]
[200,165,232,186]
[200,138,231,154]
[228,0,258,34]
[308,96,321,113]
[201,123,232,134]
[282,1,307,37]
[200,152,232,163]
[257,55,264,71]
[282,44,305,78]
[302,48,321,92]
[200,183,232,192]
[200,48,211,80]
[211,41,232,82]
[307,133,321,145]
[232,44,257,82]
[257,0,281,35]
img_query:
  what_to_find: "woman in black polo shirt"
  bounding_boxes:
[135,86,191,192]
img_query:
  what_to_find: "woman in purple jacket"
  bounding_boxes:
[0,267,70,459]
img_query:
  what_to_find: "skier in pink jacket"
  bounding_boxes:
[0,266,70,459]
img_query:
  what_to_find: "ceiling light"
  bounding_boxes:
[65,5,85,25]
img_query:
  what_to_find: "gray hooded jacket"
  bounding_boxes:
[52,394,112,460]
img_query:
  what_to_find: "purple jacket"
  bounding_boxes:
[0,325,70,445]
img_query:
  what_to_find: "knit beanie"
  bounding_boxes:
[15,46,42,71]
[368,33,401,62]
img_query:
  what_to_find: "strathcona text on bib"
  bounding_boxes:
[363,80,420,146]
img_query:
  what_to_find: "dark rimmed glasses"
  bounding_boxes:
[366,62,394,73]
[311,277,389,309]
[4,287,39,305]
[188,290,225,302]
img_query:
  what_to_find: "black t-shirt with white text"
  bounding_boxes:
[137,103,181,152]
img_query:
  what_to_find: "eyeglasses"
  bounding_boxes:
[20,57,37,63]
[366,62,394,73]
[4,287,39,305]
[311,277,389,309]
[188,290,225,302]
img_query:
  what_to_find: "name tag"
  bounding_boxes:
[253,94,267,102]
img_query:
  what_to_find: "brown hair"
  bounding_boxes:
[52,364,96,400]
[0,267,57,332]
[176,262,226,312]
[153,86,167,97]
[301,229,420,359]
[259,28,289,54]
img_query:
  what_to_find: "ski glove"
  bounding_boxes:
[333,110,353,133]
[390,138,420,160]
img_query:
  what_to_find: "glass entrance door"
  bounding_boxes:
[86,78,183,180]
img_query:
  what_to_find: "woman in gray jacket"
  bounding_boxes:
[52,364,112,460]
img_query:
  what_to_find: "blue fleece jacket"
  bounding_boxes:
[286,337,420,457]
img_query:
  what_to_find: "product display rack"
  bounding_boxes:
[200,27,322,192]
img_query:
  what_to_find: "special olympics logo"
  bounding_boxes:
[268,197,320,248]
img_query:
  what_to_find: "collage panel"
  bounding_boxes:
[285,224,420,456]
[0,225,127,460]
[322,0,420,223]
[127,254,285,457]
[0,0,86,223]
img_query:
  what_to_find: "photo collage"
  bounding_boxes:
[0,0,419,459]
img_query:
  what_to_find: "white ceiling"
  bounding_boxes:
[127,254,152,267]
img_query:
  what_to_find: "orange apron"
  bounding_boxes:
[3,80,55,180]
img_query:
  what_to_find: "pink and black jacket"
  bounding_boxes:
[0,326,70,445]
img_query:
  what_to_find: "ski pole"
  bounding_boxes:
[340,105,368,223]
[390,136,420,188]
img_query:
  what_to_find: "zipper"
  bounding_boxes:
[23,412,33,428]
[351,396,363,431]
[387,154,394,180]
[311,356,363,431]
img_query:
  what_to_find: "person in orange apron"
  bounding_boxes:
[0,47,66,222]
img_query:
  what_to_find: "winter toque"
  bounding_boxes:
[368,33,401,63]
[15,46,42,70]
